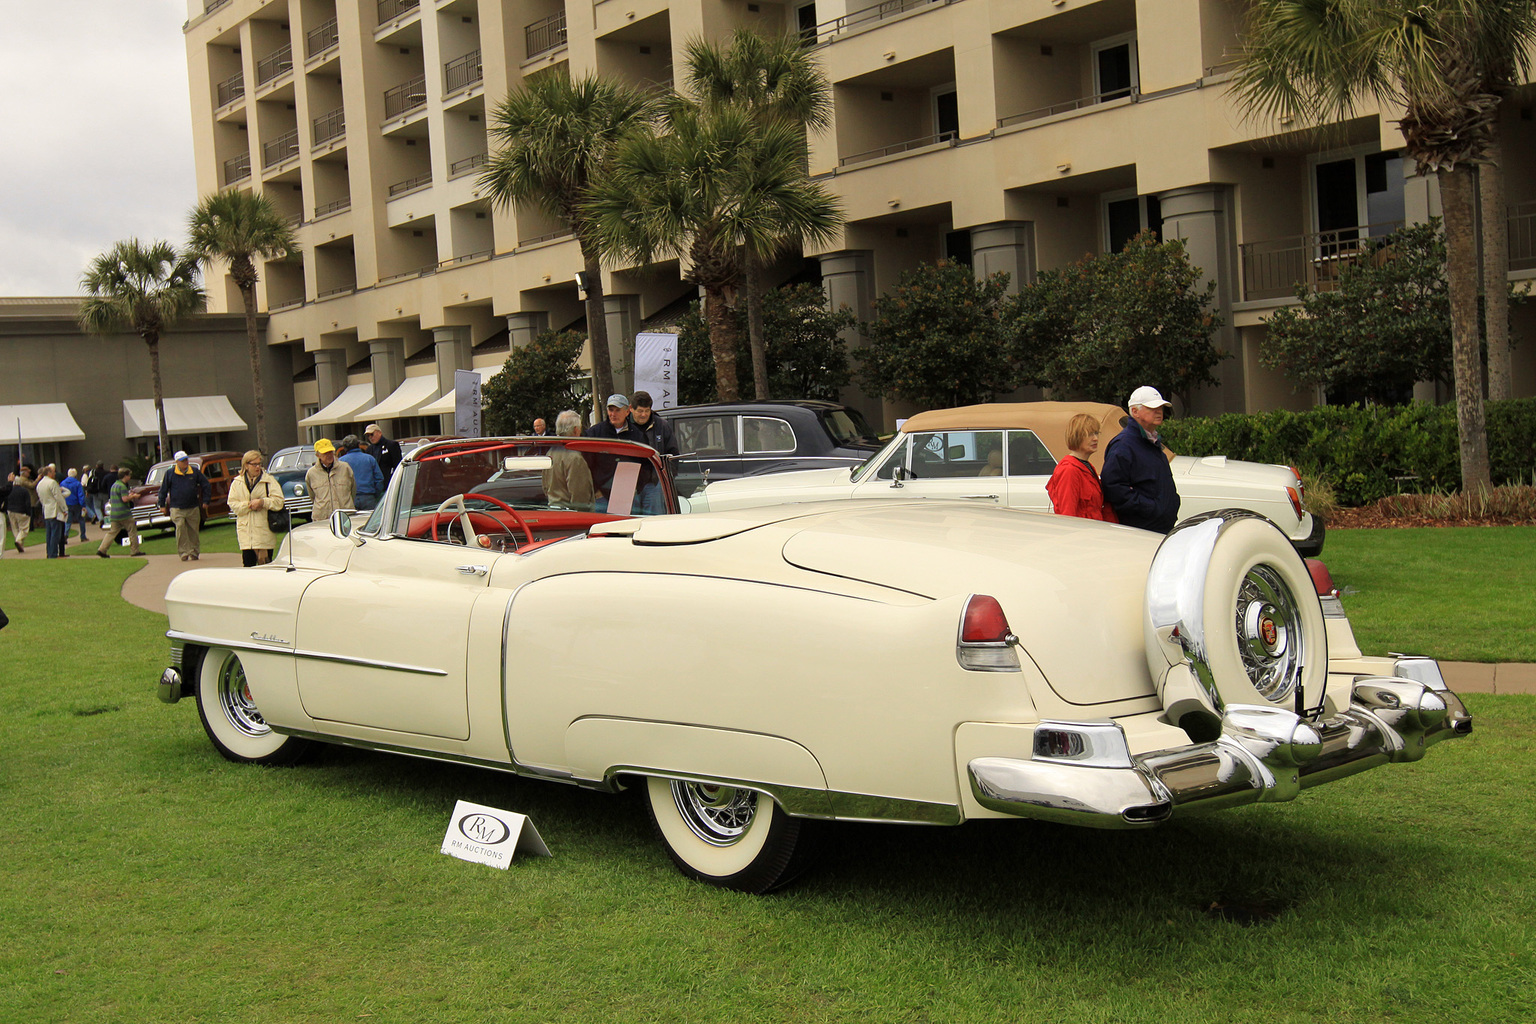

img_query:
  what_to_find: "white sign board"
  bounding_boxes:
[633,332,679,410]
[454,369,482,439]
[440,799,551,870]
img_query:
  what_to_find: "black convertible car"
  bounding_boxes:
[663,400,883,496]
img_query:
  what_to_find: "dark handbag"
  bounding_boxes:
[264,480,289,534]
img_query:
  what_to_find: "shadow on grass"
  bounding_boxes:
[240,737,1460,939]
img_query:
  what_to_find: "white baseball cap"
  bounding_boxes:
[1128,386,1172,410]
[173,450,189,461]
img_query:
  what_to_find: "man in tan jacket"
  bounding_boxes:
[304,439,355,521]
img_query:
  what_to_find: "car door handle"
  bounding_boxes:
[455,564,489,576]
[960,494,1000,500]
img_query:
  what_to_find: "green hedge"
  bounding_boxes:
[1160,398,1536,506]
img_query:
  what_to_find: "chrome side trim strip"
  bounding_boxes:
[602,765,960,825]
[272,728,599,783]
[165,629,447,677]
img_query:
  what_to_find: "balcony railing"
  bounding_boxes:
[379,264,438,284]
[440,250,494,268]
[518,228,573,247]
[1509,200,1536,271]
[445,49,482,94]
[377,0,420,24]
[809,0,946,43]
[449,152,488,179]
[312,106,346,145]
[526,12,568,59]
[1239,222,1405,301]
[223,153,251,185]
[270,295,306,311]
[839,131,957,167]
[205,0,231,13]
[388,173,433,197]
[307,17,339,58]
[315,197,351,218]
[216,71,244,107]
[384,75,428,119]
[317,284,356,299]
[998,89,1139,128]
[255,44,293,86]
[262,129,300,169]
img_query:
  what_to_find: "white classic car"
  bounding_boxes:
[158,435,1467,892]
[688,402,1326,555]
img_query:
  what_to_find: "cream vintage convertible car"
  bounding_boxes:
[687,402,1326,556]
[158,435,1467,892]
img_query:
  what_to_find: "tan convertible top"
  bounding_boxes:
[900,402,1131,467]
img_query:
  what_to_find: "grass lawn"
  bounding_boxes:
[1321,524,1536,662]
[0,541,1532,1023]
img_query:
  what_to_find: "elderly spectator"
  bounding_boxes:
[628,391,677,516]
[1047,413,1118,523]
[38,464,69,558]
[5,467,34,554]
[584,394,645,513]
[96,467,143,558]
[157,451,212,561]
[543,410,595,510]
[229,449,285,566]
[339,434,385,511]
[62,467,89,542]
[1101,386,1180,534]
[305,439,355,521]
[364,423,402,480]
[531,417,548,437]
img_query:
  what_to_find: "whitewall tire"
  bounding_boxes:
[195,647,314,766]
[644,777,817,893]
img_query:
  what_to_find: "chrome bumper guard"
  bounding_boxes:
[158,638,189,704]
[968,672,1471,829]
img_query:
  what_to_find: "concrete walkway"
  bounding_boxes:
[7,529,1527,695]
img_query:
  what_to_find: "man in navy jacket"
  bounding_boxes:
[1101,385,1180,534]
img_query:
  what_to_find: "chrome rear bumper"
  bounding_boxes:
[968,673,1471,829]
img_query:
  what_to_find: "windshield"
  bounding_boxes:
[269,449,316,472]
[851,434,906,483]
[386,439,673,548]
[821,407,881,447]
[145,464,171,486]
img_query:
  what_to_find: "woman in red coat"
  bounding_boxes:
[1046,413,1119,522]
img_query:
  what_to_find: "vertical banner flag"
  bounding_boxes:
[454,369,482,439]
[633,332,679,410]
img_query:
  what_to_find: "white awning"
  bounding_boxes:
[356,375,440,421]
[298,383,376,427]
[0,404,86,444]
[419,368,491,416]
[122,396,248,438]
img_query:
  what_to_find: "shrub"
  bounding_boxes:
[481,330,590,435]
[1375,485,1536,520]
[1160,398,1536,506]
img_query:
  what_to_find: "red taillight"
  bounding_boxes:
[961,595,1012,644]
[1285,485,1303,520]
[1305,558,1336,597]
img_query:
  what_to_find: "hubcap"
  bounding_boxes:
[671,782,758,847]
[1234,565,1304,702]
[217,656,270,738]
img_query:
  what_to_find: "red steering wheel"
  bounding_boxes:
[430,491,535,549]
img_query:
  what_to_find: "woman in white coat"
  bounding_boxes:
[228,450,285,566]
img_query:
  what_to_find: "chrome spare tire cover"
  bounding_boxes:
[1144,511,1329,725]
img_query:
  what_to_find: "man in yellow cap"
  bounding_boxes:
[304,438,355,522]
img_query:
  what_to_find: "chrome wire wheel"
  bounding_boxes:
[672,782,758,846]
[1234,563,1304,701]
[216,655,270,738]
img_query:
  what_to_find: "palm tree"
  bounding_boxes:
[587,100,842,401]
[1231,0,1536,493]
[479,72,653,407]
[684,30,834,399]
[79,240,205,460]
[188,189,298,455]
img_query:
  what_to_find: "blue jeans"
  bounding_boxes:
[69,506,87,539]
[45,519,67,558]
[637,482,664,516]
[354,492,378,511]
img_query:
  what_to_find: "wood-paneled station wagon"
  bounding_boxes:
[158,435,1468,892]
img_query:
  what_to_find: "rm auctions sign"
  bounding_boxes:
[440,799,551,870]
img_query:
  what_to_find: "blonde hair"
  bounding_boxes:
[1065,414,1101,452]
[242,449,264,467]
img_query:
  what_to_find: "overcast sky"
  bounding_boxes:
[0,1,196,296]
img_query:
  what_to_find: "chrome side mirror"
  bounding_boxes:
[890,465,907,489]
[329,509,354,538]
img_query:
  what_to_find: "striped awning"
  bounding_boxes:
[122,396,247,438]
[0,403,86,444]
